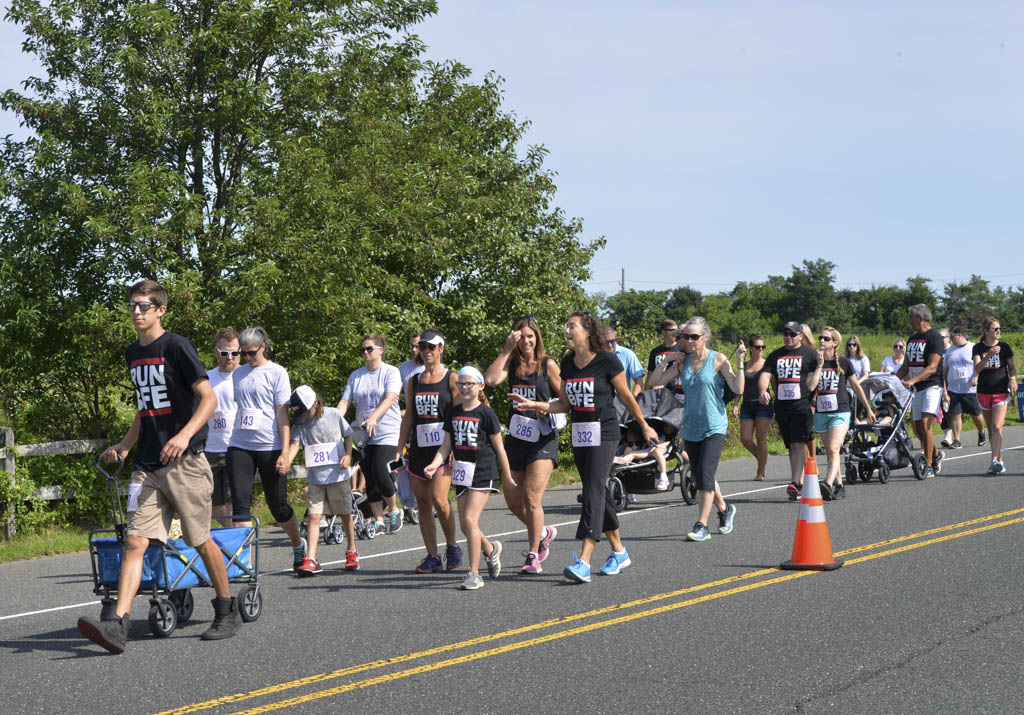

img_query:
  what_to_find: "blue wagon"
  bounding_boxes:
[87,455,263,637]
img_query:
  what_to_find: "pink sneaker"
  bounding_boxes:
[521,552,542,574]
[537,525,557,563]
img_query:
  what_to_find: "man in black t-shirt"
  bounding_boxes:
[644,319,679,391]
[77,280,241,654]
[896,304,945,476]
[758,321,822,499]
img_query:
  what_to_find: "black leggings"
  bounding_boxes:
[572,439,619,542]
[684,433,726,492]
[361,444,397,504]
[227,447,294,524]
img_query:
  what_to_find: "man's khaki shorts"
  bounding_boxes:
[127,451,214,547]
[306,480,353,516]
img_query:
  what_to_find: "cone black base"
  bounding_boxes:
[780,558,844,571]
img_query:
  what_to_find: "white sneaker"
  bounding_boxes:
[654,473,669,490]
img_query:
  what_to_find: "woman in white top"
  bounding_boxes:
[338,334,404,535]
[881,340,905,374]
[227,326,307,571]
[844,335,871,380]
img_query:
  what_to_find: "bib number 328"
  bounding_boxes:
[571,421,601,448]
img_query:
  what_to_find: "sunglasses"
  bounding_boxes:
[240,346,263,358]
[990,326,1002,332]
[455,381,480,388]
[606,339,617,346]
[127,300,156,312]
[680,333,703,341]
[513,314,535,324]
[847,342,859,347]
[893,344,904,349]
[783,331,799,338]
[751,344,766,349]
[417,342,440,351]
[217,350,240,358]
[359,345,380,354]
[819,335,833,342]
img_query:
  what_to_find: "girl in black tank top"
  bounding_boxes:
[407,370,454,474]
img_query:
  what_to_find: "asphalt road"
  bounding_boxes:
[2,427,1022,715]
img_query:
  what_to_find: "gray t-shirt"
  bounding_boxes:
[398,359,425,408]
[205,368,237,453]
[342,363,403,446]
[228,361,291,451]
[944,343,977,394]
[293,407,353,485]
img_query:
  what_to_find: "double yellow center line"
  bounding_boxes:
[157,507,1024,715]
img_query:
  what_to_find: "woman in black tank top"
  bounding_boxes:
[396,329,463,574]
[484,316,563,574]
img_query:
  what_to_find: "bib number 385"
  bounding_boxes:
[571,421,601,448]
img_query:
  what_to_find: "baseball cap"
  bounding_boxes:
[418,329,445,346]
[782,321,802,334]
[289,385,317,424]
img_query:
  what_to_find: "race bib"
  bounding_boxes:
[908,366,922,378]
[451,460,476,487]
[416,422,444,448]
[305,442,338,468]
[237,407,264,431]
[357,409,372,425]
[779,383,801,400]
[571,421,601,448]
[509,414,540,443]
[210,410,232,432]
[816,394,838,412]
[126,482,142,513]
[954,366,972,380]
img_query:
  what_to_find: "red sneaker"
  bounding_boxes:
[345,550,360,571]
[296,557,322,577]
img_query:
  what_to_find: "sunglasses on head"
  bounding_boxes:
[513,314,535,324]
[217,350,240,358]
[127,300,156,312]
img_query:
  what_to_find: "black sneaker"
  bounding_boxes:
[922,465,935,478]
[201,596,243,640]
[932,450,945,475]
[78,614,129,654]
[833,482,846,499]
[978,432,987,447]
[951,439,963,449]
[820,481,834,501]
[786,482,801,501]
[940,439,951,449]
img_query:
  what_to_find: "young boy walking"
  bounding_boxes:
[77,280,242,653]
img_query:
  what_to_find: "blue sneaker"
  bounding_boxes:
[563,553,591,583]
[686,522,711,542]
[717,503,737,535]
[991,460,1006,475]
[445,543,463,571]
[598,549,631,575]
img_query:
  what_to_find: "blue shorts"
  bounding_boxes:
[739,403,774,421]
[814,411,851,433]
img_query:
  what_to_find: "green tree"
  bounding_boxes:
[599,289,670,336]
[664,285,703,322]
[0,0,600,441]
[941,275,993,331]
[772,259,838,328]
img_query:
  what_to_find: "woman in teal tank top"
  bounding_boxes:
[649,317,746,542]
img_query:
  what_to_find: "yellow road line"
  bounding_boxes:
[157,507,1024,715]
[227,515,1024,715]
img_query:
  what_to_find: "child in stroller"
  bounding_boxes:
[613,425,673,490]
[846,373,927,483]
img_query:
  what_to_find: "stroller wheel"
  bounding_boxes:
[299,524,308,543]
[148,599,177,638]
[168,589,194,623]
[858,463,873,482]
[913,454,928,480]
[330,521,345,544]
[323,522,337,545]
[238,585,263,622]
[405,507,419,525]
[680,466,698,506]
[608,476,628,513]
[877,462,891,484]
[845,463,858,485]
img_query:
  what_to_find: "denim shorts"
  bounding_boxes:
[814,411,851,433]
[739,403,775,421]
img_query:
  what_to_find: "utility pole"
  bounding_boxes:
[620,268,625,293]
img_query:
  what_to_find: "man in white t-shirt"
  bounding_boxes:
[206,327,240,526]
[942,326,987,449]
[395,332,424,523]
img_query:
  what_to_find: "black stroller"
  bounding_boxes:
[845,373,927,483]
[606,390,694,511]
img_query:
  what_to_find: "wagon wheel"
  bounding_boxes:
[148,599,177,638]
[238,585,263,622]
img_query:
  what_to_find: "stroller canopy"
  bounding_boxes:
[859,372,912,407]
[615,390,683,437]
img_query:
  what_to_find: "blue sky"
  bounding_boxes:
[3,1,1022,296]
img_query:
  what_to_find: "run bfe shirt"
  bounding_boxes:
[904,329,945,389]
[125,332,209,472]
[507,358,556,436]
[762,345,819,412]
[973,341,1015,394]
[442,403,502,484]
[816,357,855,413]
[648,344,684,396]
[560,351,624,439]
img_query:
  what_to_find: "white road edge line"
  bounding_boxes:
[3,444,1019,621]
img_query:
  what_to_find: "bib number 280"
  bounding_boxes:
[571,421,601,448]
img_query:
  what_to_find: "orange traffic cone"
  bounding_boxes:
[780,457,843,571]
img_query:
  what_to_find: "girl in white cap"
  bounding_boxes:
[424,366,515,590]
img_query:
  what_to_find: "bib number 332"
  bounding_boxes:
[571,421,601,448]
